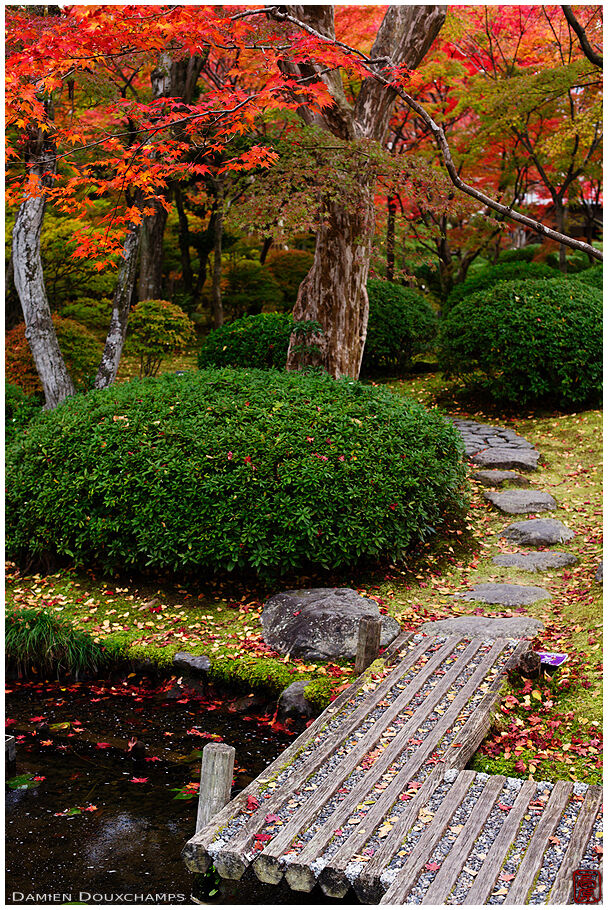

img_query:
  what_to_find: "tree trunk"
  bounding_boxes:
[93,222,142,389]
[12,96,75,409]
[386,194,398,281]
[283,5,447,378]
[287,181,375,378]
[13,190,76,407]
[175,186,194,295]
[137,196,168,300]
[211,178,224,329]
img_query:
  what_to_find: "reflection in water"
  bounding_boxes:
[6,679,350,904]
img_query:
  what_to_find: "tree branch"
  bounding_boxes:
[561,6,603,69]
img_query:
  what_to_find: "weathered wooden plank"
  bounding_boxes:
[214,635,460,881]
[353,766,446,904]
[420,774,506,905]
[464,779,537,905]
[291,639,508,895]
[196,743,236,833]
[250,637,478,887]
[548,786,603,904]
[182,631,417,872]
[442,638,531,773]
[379,771,476,904]
[507,779,573,904]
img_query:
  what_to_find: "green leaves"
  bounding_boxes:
[6,368,466,578]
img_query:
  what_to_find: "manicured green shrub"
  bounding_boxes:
[362,280,437,375]
[445,261,556,313]
[222,260,284,318]
[439,279,602,407]
[572,267,603,291]
[6,607,118,677]
[5,383,42,444]
[498,244,543,264]
[5,316,102,396]
[125,299,196,377]
[6,369,466,577]
[265,249,314,306]
[62,297,113,333]
[198,312,293,369]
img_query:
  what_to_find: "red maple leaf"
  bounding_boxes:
[246,795,260,811]
[425,862,441,872]
[129,777,149,783]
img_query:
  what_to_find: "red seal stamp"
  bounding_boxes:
[573,869,602,904]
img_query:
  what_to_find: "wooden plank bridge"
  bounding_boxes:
[183,631,602,904]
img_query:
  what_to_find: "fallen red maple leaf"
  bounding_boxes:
[29,716,46,722]
[246,795,260,811]
[95,742,112,749]
[129,777,149,783]
[425,862,441,872]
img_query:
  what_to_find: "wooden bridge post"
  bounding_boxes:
[196,742,236,833]
[354,616,382,675]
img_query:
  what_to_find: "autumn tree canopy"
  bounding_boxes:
[6,4,603,405]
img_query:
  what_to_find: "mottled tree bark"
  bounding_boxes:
[93,223,142,389]
[386,194,398,282]
[12,105,76,409]
[284,5,447,378]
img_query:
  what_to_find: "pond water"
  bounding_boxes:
[6,678,353,905]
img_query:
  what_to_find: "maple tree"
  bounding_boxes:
[6,5,602,405]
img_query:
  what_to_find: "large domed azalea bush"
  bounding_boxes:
[6,369,466,577]
[439,279,602,407]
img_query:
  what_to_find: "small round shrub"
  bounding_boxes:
[5,316,102,396]
[439,279,602,407]
[445,262,556,313]
[498,244,543,264]
[5,383,42,444]
[222,260,284,319]
[6,369,466,577]
[362,280,437,375]
[126,299,195,377]
[265,249,314,306]
[198,313,293,369]
[572,267,603,291]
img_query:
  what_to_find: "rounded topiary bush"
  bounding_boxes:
[6,369,466,577]
[572,267,603,291]
[439,279,602,407]
[6,316,102,396]
[362,280,437,375]
[445,261,556,313]
[125,298,195,377]
[198,312,293,369]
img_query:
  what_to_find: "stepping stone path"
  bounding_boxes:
[499,518,574,547]
[472,470,530,487]
[493,552,578,572]
[420,616,544,639]
[455,583,551,606]
[451,418,541,472]
[483,489,557,514]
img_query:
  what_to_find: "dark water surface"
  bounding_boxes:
[6,678,351,905]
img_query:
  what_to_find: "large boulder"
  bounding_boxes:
[261,587,401,660]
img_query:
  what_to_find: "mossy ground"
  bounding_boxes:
[6,370,602,785]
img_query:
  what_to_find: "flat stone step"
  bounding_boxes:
[472,470,530,488]
[455,583,551,606]
[420,616,544,639]
[499,518,574,547]
[493,552,578,572]
[472,448,540,472]
[483,490,557,514]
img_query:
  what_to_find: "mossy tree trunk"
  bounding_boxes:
[283,5,447,379]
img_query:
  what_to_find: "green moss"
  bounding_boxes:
[208,656,297,697]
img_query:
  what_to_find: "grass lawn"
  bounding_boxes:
[5,369,602,784]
